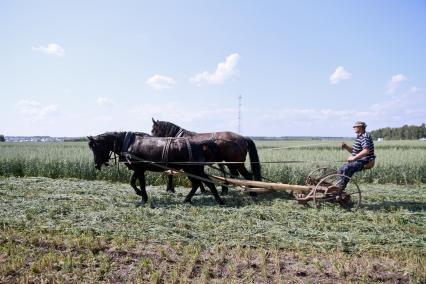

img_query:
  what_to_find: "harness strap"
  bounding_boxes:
[121,132,133,154]
[185,138,193,161]
[125,153,132,165]
[176,128,184,137]
[161,139,172,163]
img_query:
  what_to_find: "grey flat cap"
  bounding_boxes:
[353,121,367,128]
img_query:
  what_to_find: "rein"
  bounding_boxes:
[121,152,228,187]
[114,159,346,165]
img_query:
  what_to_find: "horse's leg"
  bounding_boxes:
[130,171,142,196]
[196,169,224,205]
[136,171,148,204]
[236,165,257,197]
[199,182,207,194]
[228,166,240,178]
[184,176,201,204]
[219,164,229,195]
[166,174,175,193]
[237,165,253,180]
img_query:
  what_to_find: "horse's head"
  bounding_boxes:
[151,118,167,137]
[151,118,184,137]
[87,135,113,170]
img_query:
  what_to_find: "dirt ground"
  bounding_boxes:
[1,240,418,283]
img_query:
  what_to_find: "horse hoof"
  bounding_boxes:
[221,187,229,195]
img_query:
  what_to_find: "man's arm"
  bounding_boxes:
[347,148,369,162]
[341,142,353,153]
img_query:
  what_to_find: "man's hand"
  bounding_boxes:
[347,156,357,162]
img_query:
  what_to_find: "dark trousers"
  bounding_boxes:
[336,160,368,189]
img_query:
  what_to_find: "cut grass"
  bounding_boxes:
[0,177,425,282]
[2,228,420,283]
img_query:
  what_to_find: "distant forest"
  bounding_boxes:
[370,123,426,140]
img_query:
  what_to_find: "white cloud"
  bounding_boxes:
[409,86,422,94]
[329,66,351,84]
[190,53,240,85]
[125,85,426,136]
[247,86,426,135]
[370,87,425,121]
[386,74,407,94]
[146,75,176,91]
[17,100,59,121]
[130,103,236,124]
[97,97,115,107]
[32,43,65,56]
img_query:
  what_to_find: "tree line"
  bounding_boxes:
[370,123,426,140]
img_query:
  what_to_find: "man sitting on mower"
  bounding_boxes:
[336,121,376,190]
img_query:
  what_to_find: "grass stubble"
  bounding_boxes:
[0,176,424,283]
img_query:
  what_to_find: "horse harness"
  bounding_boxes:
[120,131,194,164]
[161,138,193,164]
[119,132,134,164]
[173,125,217,143]
[175,128,185,138]
[161,138,173,163]
[122,132,134,153]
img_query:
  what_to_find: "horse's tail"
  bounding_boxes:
[245,137,261,181]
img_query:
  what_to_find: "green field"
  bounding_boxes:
[0,140,425,282]
[1,140,426,184]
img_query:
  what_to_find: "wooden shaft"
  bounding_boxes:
[210,175,315,193]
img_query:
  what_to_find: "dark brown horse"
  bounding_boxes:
[88,132,224,205]
[151,119,262,194]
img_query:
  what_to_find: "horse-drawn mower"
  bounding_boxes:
[88,130,364,208]
[210,166,361,209]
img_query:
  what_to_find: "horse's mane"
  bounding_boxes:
[97,132,123,139]
[158,121,197,136]
[95,131,150,140]
[90,131,151,153]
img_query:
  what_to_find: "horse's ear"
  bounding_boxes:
[87,136,93,141]
[152,118,157,125]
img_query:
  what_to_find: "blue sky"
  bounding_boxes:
[1,1,425,137]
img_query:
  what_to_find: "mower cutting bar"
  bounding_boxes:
[210,175,327,193]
